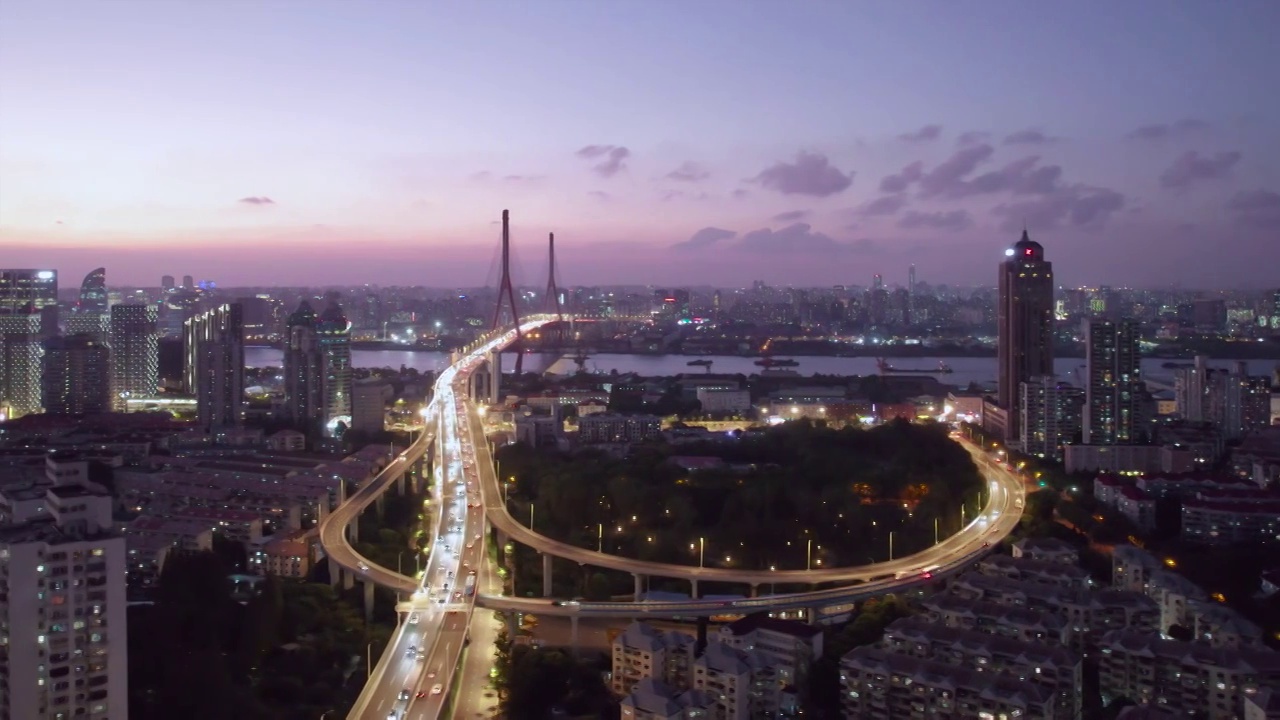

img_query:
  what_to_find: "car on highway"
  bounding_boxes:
[431,684,444,695]
[551,600,580,607]
[399,689,410,701]
[358,562,370,573]
[387,712,399,720]
[415,690,426,699]
[406,645,416,657]
[408,613,419,625]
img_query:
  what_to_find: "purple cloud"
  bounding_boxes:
[956,131,990,147]
[993,184,1125,232]
[1004,128,1059,145]
[1226,189,1280,229]
[918,144,995,197]
[661,189,711,202]
[1159,150,1242,189]
[666,161,710,182]
[879,161,924,193]
[672,227,736,250]
[857,194,908,217]
[1125,119,1210,141]
[772,210,809,222]
[898,209,974,231]
[731,189,750,200]
[588,190,612,201]
[921,149,1064,199]
[576,145,631,177]
[473,171,546,184]
[238,196,274,205]
[753,152,853,197]
[899,125,942,143]
[736,223,849,254]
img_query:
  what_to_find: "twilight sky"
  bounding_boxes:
[2,1,1278,289]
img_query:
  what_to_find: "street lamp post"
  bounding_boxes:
[366,642,373,677]
[934,517,939,545]
[530,503,535,531]
[806,538,813,571]
[699,537,705,568]
[598,523,603,552]
[889,531,895,561]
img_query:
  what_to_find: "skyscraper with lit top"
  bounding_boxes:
[316,297,353,438]
[996,230,1055,442]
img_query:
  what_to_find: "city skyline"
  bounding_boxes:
[2,1,1279,288]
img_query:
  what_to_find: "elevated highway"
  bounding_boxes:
[324,314,1027,716]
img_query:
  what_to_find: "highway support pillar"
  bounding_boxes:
[363,580,375,624]
[327,558,340,587]
[347,518,359,544]
[749,584,758,598]
[542,553,554,597]
[343,568,354,591]
[690,578,699,599]
[489,349,502,405]
[633,573,645,599]
[396,473,406,496]
[374,494,385,518]
[569,615,580,658]
[808,607,822,625]
[505,612,517,640]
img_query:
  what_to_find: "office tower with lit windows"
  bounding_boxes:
[0,451,129,720]
[108,304,158,409]
[42,334,112,415]
[65,268,111,343]
[184,303,245,431]
[76,268,108,314]
[1083,319,1145,445]
[996,230,1055,442]
[0,268,59,339]
[284,301,324,437]
[0,311,44,419]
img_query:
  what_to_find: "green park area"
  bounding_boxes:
[496,418,986,598]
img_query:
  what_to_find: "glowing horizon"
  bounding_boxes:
[2,1,1278,288]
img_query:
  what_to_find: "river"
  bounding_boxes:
[243,347,1280,390]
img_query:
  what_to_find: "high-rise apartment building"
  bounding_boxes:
[108,304,158,410]
[0,268,59,339]
[284,302,324,437]
[181,275,194,290]
[160,275,175,292]
[1084,319,1145,445]
[0,452,129,719]
[997,230,1055,441]
[1208,362,1272,439]
[1020,375,1084,460]
[1173,356,1210,422]
[184,304,245,431]
[316,300,353,437]
[42,334,112,415]
[282,298,352,440]
[0,312,44,419]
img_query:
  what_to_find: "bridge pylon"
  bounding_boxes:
[491,209,524,375]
